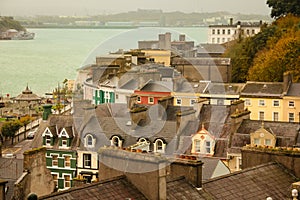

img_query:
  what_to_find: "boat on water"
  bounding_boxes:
[11,31,35,40]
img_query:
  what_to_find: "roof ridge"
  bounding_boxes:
[203,162,278,184]
[39,175,127,199]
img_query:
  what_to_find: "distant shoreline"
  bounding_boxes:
[25,25,208,29]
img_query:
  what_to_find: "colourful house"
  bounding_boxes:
[35,115,79,191]
[134,81,172,105]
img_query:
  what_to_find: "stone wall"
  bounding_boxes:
[241,147,300,178]
[99,148,204,200]
[13,147,55,199]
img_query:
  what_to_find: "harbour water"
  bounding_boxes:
[0,27,208,97]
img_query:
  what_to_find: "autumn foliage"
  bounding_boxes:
[225,15,300,83]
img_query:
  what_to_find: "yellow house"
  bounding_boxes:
[250,123,276,147]
[282,83,300,123]
[141,49,171,66]
[172,81,208,107]
[240,82,285,121]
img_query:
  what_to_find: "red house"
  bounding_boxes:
[134,81,172,105]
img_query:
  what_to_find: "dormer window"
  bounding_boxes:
[58,128,73,148]
[191,125,215,156]
[84,134,95,148]
[110,135,123,147]
[154,138,166,153]
[42,127,55,147]
[194,140,201,153]
[250,124,276,148]
[205,141,211,153]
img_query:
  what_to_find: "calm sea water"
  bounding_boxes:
[0,27,208,97]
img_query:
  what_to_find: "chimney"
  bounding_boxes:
[230,18,233,25]
[42,104,52,121]
[176,109,196,134]
[99,148,168,200]
[165,32,171,50]
[179,34,185,41]
[158,34,166,49]
[169,158,203,188]
[0,179,8,200]
[129,106,149,129]
[283,72,293,94]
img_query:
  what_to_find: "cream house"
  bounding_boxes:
[282,83,300,123]
[191,124,215,156]
[250,123,276,147]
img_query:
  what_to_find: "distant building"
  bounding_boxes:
[208,18,263,44]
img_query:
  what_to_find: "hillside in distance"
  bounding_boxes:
[17,9,272,28]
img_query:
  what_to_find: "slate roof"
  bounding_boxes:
[139,80,173,92]
[196,43,226,54]
[286,83,300,96]
[0,158,24,200]
[204,83,244,95]
[240,82,283,97]
[235,119,300,147]
[167,177,211,200]
[200,157,230,180]
[197,105,233,158]
[39,176,147,200]
[118,78,138,90]
[172,57,231,66]
[31,115,80,150]
[202,162,298,200]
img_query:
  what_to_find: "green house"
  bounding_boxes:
[93,89,115,105]
[42,117,78,191]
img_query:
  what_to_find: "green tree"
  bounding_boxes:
[267,0,300,19]
[1,120,22,145]
[224,24,275,82]
[20,115,33,139]
[248,15,300,82]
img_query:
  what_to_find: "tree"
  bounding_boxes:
[20,115,33,139]
[267,0,300,19]
[224,24,275,82]
[1,120,22,145]
[248,15,300,82]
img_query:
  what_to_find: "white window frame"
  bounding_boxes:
[289,113,295,122]
[63,174,72,189]
[83,154,92,168]
[111,135,122,147]
[273,112,279,121]
[289,101,295,107]
[154,139,166,153]
[45,135,52,146]
[254,138,260,145]
[51,172,59,188]
[258,100,265,106]
[148,97,154,104]
[273,100,280,107]
[137,96,141,103]
[52,154,59,167]
[245,99,251,106]
[259,111,264,121]
[176,98,182,106]
[64,155,71,168]
[190,99,196,106]
[194,140,201,153]
[205,141,211,153]
[265,139,271,146]
[85,134,95,148]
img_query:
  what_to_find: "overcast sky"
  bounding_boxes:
[0,0,271,16]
